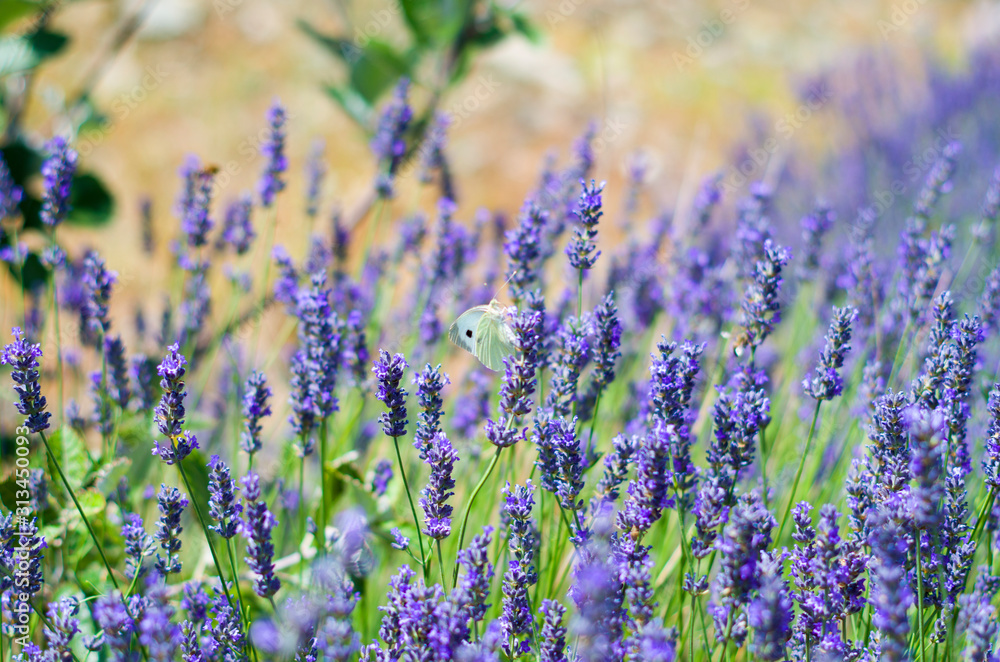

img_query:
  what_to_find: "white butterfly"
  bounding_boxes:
[448,298,516,371]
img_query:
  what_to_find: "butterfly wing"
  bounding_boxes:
[448,306,489,355]
[474,309,516,371]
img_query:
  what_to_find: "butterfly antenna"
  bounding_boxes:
[492,271,517,301]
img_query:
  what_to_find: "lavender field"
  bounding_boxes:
[1,1,1000,661]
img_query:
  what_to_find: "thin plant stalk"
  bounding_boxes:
[776,400,822,542]
[391,433,428,577]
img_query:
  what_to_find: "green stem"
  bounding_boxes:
[776,400,822,543]
[39,431,119,592]
[453,445,504,585]
[436,539,448,591]
[173,455,240,622]
[319,417,329,552]
[915,532,926,662]
[391,434,428,578]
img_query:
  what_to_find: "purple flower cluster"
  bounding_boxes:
[1,327,51,432]
[259,99,288,207]
[370,78,412,198]
[40,136,77,228]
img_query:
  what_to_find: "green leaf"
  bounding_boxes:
[348,39,413,104]
[0,28,67,77]
[509,11,542,43]
[399,0,470,47]
[0,1,40,33]
[76,488,107,519]
[47,425,90,489]
[0,35,36,76]
[179,449,212,536]
[66,172,114,227]
[93,457,132,496]
[27,28,66,58]
[325,84,374,128]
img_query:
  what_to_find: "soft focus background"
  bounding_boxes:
[9,0,1000,312]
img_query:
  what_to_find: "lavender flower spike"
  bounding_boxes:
[373,350,408,438]
[259,99,288,207]
[803,306,857,401]
[371,78,412,198]
[207,455,241,539]
[40,136,78,228]
[0,152,23,220]
[241,370,272,457]
[154,484,188,576]
[419,431,458,540]
[242,471,280,598]
[565,179,605,271]
[1,327,51,433]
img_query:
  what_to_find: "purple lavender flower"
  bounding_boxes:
[455,527,494,624]
[40,136,77,228]
[909,406,945,530]
[979,266,1000,332]
[500,481,537,656]
[868,512,912,662]
[732,183,774,278]
[90,370,115,437]
[242,471,280,599]
[569,545,625,662]
[709,492,776,648]
[648,339,704,510]
[344,309,370,385]
[259,99,288,207]
[305,138,326,218]
[1,327,51,432]
[390,527,409,550]
[207,455,241,539]
[691,172,722,230]
[122,512,153,580]
[565,180,605,271]
[154,484,188,576]
[370,78,412,198]
[617,421,674,536]
[803,306,857,401]
[545,316,590,417]
[533,412,585,520]
[419,432,458,540]
[798,201,834,281]
[218,193,255,254]
[0,152,22,220]
[153,343,187,439]
[103,334,131,408]
[748,553,791,661]
[82,250,117,339]
[735,240,791,358]
[538,600,568,662]
[140,584,182,661]
[419,112,454,200]
[453,370,492,439]
[241,370,272,457]
[504,201,546,305]
[590,292,623,390]
[180,165,216,248]
[43,596,81,656]
[373,350,408,438]
[589,434,639,518]
[273,245,299,306]
[413,363,449,459]
[130,354,156,411]
[290,274,341,438]
[985,385,1000,490]
[914,140,960,221]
